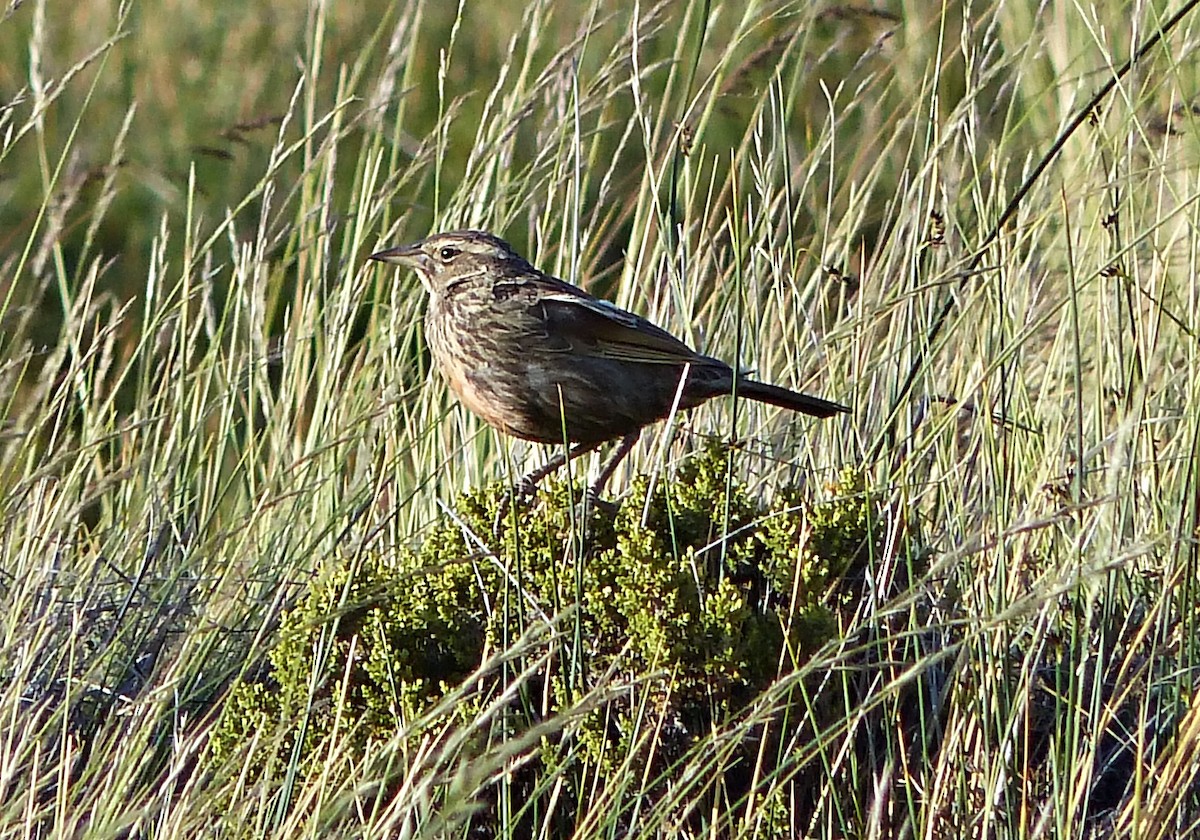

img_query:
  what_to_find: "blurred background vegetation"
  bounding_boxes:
[1,1,952,352]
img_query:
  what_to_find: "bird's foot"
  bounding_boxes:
[492,479,621,540]
[581,484,620,519]
[492,476,540,539]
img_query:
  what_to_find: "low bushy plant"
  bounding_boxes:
[212,444,886,832]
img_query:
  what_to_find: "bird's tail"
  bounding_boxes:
[735,379,848,418]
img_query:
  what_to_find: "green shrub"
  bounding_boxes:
[211,444,885,830]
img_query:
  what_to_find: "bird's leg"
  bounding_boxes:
[495,434,639,536]
[589,432,640,500]
[493,440,604,538]
[574,433,639,520]
[515,440,605,499]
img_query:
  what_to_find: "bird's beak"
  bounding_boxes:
[368,242,428,271]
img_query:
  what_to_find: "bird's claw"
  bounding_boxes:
[581,485,619,519]
[492,477,540,538]
[491,480,619,540]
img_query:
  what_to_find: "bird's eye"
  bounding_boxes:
[438,246,460,261]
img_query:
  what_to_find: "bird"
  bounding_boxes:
[369,230,847,497]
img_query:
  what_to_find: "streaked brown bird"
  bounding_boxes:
[370,230,847,495]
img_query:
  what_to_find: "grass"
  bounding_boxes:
[2,0,1200,836]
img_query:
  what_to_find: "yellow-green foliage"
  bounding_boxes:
[212,446,882,800]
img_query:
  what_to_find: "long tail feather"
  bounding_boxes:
[735,379,848,418]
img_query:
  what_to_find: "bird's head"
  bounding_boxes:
[369,230,528,295]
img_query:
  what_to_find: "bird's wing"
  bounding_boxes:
[533,284,706,365]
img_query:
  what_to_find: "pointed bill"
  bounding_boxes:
[369,242,425,266]
[369,241,434,293]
